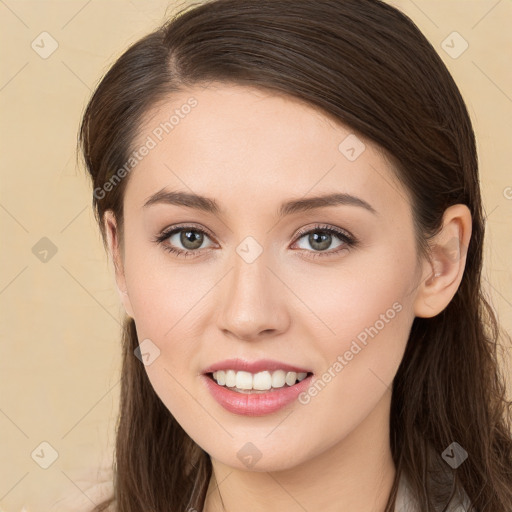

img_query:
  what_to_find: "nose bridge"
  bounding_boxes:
[216,238,288,340]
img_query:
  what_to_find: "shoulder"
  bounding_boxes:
[394,473,472,512]
[452,487,472,512]
[48,464,115,512]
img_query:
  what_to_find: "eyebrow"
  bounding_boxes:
[143,189,377,217]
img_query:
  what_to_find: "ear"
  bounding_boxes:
[413,204,472,318]
[104,210,134,318]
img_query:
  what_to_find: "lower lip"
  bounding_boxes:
[202,373,314,416]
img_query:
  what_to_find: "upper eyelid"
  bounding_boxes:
[159,223,216,241]
[294,224,352,239]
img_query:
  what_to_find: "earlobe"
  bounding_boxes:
[413,204,472,318]
[104,210,135,318]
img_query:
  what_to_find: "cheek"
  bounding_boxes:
[285,245,417,394]
[121,242,208,398]
[122,238,210,342]
[289,244,415,337]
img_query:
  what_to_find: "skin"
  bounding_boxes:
[104,83,472,512]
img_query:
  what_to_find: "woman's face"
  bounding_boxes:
[106,83,427,471]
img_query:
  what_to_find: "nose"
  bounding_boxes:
[216,250,290,342]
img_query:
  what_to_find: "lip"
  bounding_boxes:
[202,358,312,375]
[202,373,314,416]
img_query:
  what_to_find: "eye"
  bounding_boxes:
[153,223,358,259]
[152,224,216,258]
[291,224,357,258]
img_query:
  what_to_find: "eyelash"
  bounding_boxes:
[152,223,358,260]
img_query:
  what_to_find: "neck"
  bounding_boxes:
[203,388,396,512]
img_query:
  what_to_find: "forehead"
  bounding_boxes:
[124,83,409,217]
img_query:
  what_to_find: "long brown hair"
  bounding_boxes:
[78,0,512,510]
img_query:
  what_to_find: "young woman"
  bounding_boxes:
[76,0,512,510]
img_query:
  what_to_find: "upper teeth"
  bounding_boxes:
[212,370,308,390]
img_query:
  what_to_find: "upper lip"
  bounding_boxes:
[202,358,313,375]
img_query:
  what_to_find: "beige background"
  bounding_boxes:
[1,0,511,509]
